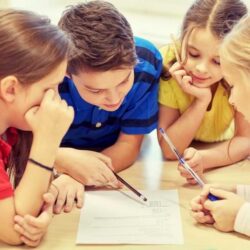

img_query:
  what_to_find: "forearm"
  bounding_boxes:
[102,141,140,172]
[201,136,250,170]
[14,137,57,216]
[160,100,208,159]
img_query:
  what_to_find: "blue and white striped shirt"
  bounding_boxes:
[59,37,162,150]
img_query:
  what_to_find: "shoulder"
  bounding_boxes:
[134,37,162,63]
[159,44,176,66]
[59,77,71,94]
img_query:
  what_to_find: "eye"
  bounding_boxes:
[188,51,199,58]
[213,59,220,66]
[89,89,103,94]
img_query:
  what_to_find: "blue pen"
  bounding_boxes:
[159,128,218,201]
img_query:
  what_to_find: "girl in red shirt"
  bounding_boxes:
[0,9,83,246]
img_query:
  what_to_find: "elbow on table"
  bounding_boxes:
[162,149,178,161]
[0,232,23,246]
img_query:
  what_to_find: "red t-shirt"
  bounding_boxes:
[0,128,18,200]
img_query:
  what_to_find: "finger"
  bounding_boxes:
[190,196,203,211]
[182,75,193,85]
[178,166,192,178]
[101,171,120,188]
[209,188,233,199]
[192,211,214,224]
[20,236,41,247]
[186,177,197,185]
[183,147,196,160]
[41,89,55,106]
[96,153,113,170]
[173,70,187,83]
[54,189,68,214]
[200,185,212,198]
[76,185,84,209]
[203,199,215,211]
[169,62,183,73]
[14,222,43,240]
[64,188,75,213]
[48,183,59,199]
[22,214,49,232]
[42,192,56,214]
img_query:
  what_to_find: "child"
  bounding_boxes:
[190,14,250,237]
[0,9,83,246]
[157,0,248,184]
[55,0,162,187]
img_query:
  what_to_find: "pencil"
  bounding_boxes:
[170,34,181,64]
[113,172,148,203]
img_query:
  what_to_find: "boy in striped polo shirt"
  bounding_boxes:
[56,0,162,188]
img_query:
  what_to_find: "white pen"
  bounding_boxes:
[159,128,218,201]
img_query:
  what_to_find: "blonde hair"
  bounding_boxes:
[220,15,250,74]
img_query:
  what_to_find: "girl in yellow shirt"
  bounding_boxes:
[158,0,250,184]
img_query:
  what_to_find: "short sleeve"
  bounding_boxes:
[158,78,178,108]
[121,37,162,134]
[0,160,13,200]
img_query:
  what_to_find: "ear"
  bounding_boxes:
[0,76,20,103]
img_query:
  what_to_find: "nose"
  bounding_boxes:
[105,88,120,104]
[195,61,208,74]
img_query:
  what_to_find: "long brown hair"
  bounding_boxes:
[162,0,247,80]
[0,9,70,186]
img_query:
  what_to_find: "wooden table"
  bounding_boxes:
[1,132,250,250]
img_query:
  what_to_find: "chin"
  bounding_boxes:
[192,82,211,88]
[15,124,31,131]
[101,105,121,112]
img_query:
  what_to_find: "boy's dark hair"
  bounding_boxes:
[58,0,137,74]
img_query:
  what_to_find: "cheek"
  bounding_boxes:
[213,68,223,80]
[183,58,194,72]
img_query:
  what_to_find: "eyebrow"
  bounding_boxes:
[84,71,132,91]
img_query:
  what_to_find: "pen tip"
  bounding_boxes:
[159,128,164,133]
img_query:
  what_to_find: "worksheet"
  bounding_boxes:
[76,189,183,245]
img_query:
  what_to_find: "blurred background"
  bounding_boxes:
[0,0,250,47]
[0,0,249,47]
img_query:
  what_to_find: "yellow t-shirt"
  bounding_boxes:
[158,45,235,142]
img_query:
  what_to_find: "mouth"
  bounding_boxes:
[190,73,210,82]
[103,98,123,109]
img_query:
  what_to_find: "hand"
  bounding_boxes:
[204,188,245,232]
[190,193,214,224]
[49,174,84,214]
[169,62,212,103]
[190,184,237,225]
[178,147,204,184]
[13,193,55,247]
[56,148,122,188]
[25,89,74,146]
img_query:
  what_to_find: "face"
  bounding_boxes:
[11,60,67,130]
[221,57,250,122]
[71,67,134,111]
[182,28,223,88]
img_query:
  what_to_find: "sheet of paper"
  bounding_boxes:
[76,189,183,245]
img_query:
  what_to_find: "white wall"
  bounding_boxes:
[3,0,250,47]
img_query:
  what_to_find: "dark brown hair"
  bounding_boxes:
[58,0,137,74]
[162,0,247,80]
[0,9,70,186]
